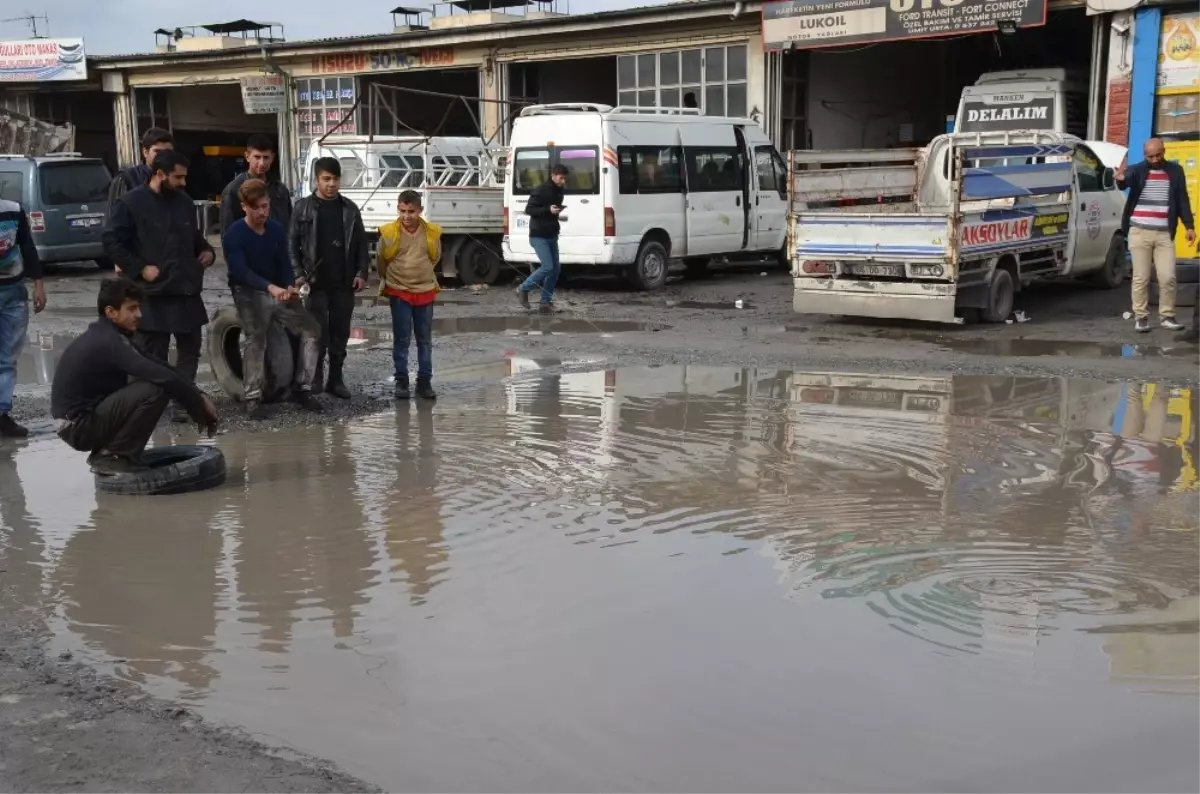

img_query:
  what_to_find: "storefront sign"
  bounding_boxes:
[0,38,86,82]
[958,94,1054,132]
[1157,11,1199,92]
[240,75,286,114]
[310,48,455,75]
[762,0,1045,50]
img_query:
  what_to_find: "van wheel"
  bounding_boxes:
[683,257,710,279]
[982,268,1015,323]
[628,239,669,291]
[457,239,503,286]
[1090,234,1126,289]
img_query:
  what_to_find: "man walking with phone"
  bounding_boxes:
[1117,137,1196,334]
[516,164,568,314]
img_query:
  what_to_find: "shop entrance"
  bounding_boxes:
[136,83,280,202]
[794,9,1095,150]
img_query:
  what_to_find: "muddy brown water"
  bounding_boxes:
[2,367,1197,792]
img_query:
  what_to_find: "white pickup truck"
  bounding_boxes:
[789,131,1128,323]
[301,135,508,284]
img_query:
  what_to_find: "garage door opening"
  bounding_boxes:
[799,9,1095,150]
[137,84,280,202]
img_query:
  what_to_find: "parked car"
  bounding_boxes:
[0,153,113,269]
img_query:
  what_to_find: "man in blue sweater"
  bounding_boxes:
[223,179,322,419]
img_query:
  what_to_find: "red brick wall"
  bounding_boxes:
[1105,77,1131,146]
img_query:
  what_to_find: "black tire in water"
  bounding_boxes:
[627,239,669,291]
[207,306,295,403]
[95,445,227,496]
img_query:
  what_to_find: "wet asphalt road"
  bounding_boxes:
[2,257,1200,791]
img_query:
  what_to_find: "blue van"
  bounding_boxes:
[0,153,113,269]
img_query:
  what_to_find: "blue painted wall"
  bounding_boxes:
[1127,6,1162,164]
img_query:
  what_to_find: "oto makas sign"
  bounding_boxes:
[762,0,1046,50]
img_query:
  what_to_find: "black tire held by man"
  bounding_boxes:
[94,445,226,496]
[207,306,297,403]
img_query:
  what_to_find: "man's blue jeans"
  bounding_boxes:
[520,236,561,304]
[0,281,29,416]
[389,297,434,382]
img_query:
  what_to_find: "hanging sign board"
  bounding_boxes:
[0,38,86,82]
[762,0,1046,50]
[240,75,286,114]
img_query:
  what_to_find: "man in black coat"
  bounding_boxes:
[288,157,368,398]
[103,150,215,420]
[1116,137,1196,336]
[218,133,292,236]
[515,164,568,313]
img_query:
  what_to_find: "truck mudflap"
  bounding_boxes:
[793,278,960,324]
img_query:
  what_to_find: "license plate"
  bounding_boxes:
[843,389,901,407]
[515,215,529,229]
[69,217,101,228]
[847,263,903,277]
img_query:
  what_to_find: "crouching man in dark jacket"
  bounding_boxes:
[289,157,368,398]
[51,278,218,474]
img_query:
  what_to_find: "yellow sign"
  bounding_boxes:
[1158,12,1200,92]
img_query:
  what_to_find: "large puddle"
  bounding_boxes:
[1,368,1197,791]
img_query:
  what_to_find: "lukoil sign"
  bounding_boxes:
[0,38,87,82]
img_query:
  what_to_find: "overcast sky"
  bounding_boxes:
[0,0,653,55]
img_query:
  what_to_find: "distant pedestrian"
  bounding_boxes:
[51,277,218,474]
[516,163,567,313]
[223,178,322,419]
[289,157,368,399]
[218,133,292,236]
[0,198,47,438]
[103,150,215,422]
[377,189,442,401]
[1117,138,1196,334]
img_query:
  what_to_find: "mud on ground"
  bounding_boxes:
[1,258,1197,792]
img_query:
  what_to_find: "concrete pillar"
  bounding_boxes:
[101,71,137,168]
[480,62,502,143]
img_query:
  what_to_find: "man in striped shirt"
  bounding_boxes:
[1117,138,1196,333]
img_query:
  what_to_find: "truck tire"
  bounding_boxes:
[982,268,1015,323]
[207,306,295,403]
[627,239,669,291]
[683,257,711,279]
[95,445,226,496]
[1090,234,1126,289]
[457,238,503,286]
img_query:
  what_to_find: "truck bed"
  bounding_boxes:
[343,186,504,236]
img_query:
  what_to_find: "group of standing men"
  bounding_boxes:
[34,128,444,472]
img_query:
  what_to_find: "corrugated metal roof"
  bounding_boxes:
[90,0,735,63]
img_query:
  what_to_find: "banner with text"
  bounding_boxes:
[0,38,86,82]
[762,0,1046,50]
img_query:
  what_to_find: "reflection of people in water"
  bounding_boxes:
[0,450,45,616]
[56,494,223,695]
[385,403,447,606]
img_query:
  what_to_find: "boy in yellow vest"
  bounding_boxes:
[376,190,442,400]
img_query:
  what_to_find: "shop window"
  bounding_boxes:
[685,147,743,192]
[617,146,684,194]
[134,88,170,140]
[617,44,749,118]
[0,171,22,203]
[295,76,357,162]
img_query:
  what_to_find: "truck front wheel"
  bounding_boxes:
[457,238,503,286]
[982,268,1015,323]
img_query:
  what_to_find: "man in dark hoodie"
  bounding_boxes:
[103,150,215,421]
[51,277,218,473]
[288,157,368,399]
[218,133,292,236]
[105,128,174,275]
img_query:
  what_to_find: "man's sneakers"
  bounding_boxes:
[516,287,531,311]
[1135,315,1185,333]
[415,378,437,401]
[0,413,28,438]
[1135,316,1151,333]
[538,302,562,315]
[292,390,324,413]
[1161,316,1185,332]
[394,377,411,400]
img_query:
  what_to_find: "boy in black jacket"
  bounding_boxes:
[516,164,568,313]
